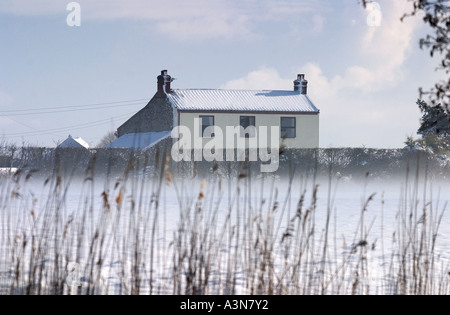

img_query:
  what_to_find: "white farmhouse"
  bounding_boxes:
[112,70,319,151]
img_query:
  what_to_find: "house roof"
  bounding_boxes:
[57,135,90,149]
[108,131,171,150]
[166,89,319,113]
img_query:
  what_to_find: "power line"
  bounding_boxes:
[4,116,62,138]
[0,98,148,115]
[3,113,134,137]
[0,97,149,140]
[0,100,147,117]
[3,112,135,138]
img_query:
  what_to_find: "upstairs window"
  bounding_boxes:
[240,116,256,138]
[200,115,215,138]
[281,117,296,139]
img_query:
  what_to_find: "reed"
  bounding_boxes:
[0,150,448,295]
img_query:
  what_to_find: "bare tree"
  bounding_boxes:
[97,131,117,148]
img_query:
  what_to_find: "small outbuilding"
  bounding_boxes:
[57,135,90,150]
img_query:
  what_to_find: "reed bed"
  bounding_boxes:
[0,154,449,295]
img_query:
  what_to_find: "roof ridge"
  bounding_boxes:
[171,88,293,92]
[165,89,319,113]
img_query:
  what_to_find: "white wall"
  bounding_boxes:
[178,112,319,149]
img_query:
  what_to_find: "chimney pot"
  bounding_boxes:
[157,69,172,97]
[294,74,305,94]
[301,81,308,96]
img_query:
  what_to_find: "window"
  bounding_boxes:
[240,116,256,138]
[281,117,296,139]
[200,116,215,138]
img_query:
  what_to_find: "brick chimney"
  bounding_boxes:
[156,70,173,97]
[294,74,308,95]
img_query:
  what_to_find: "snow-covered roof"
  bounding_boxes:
[58,135,90,149]
[166,89,319,113]
[108,131,171,149]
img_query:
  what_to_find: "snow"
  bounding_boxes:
[108,131,171,149]
[167,89,319,113]
[58,135,90,149]
[0,168,18,175]
[1,176,449,295]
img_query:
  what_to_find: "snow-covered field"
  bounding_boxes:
[0,168,18,175]
[1,171,449,295]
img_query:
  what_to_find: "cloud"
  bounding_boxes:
[311,14,325,33]
[219,2,424,147]
[155,10,253,41]
[222,63,417,148]
[316,1,420,94]
[358,1,420,87]
[221,1,421,92]
[0,0,326,41]
[0,1,255,41]
[221,67,291,90]
[0,0,61,16]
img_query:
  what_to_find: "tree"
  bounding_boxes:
[404,135,420,150]
[97,131,117,148]
[361,0,450,110]
[417,99,450,137]
[410,99,450,154]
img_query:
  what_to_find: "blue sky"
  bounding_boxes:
[0,0,446,148]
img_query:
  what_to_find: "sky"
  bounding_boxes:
[0,0,447,148]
